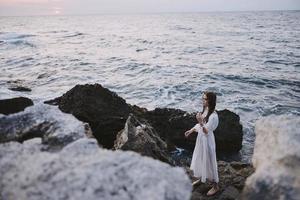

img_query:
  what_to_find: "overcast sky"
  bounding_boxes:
[0,0,299,16]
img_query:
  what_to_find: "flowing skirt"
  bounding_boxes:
[190,131,219,183]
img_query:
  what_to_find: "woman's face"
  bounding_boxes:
[202,94,208,108]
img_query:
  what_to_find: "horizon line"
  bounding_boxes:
[0,8,299,17]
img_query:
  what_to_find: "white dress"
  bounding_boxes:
[190,109,219,183]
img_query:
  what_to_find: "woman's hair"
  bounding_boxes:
[201,91,217,123]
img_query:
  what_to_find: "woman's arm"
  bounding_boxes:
[184,125,198,137]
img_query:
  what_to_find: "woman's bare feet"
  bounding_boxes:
[207,185,219,196]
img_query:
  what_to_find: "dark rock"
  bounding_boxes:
[190,161,254,200]
[138,108,243,154]
[8,86,32,92]
[218,186,240,199]
[0,97,33,115]
[45,84,243,155]
[114,114,174,165]
[45,84,132,148]
[215,110,243,153]
[136,108,192,151]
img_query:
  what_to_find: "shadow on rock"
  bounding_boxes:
[114,113,175,165]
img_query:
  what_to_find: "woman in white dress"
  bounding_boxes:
[184,91,219,196]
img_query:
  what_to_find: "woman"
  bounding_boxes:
[184,91,219,196]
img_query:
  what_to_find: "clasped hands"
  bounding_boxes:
[196,112,204,126]
[184,112,204,138]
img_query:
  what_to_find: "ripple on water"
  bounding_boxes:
[62,32,85,38]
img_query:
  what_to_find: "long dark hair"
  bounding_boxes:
[201,91,217,123]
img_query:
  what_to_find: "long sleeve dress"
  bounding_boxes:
[190,109,219,183]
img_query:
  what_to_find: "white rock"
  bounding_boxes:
[243,115,300,200]
[0,138,192,200]
[0,103,86,148]
[252,115,300,168]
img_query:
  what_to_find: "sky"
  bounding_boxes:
[0,0,299,16]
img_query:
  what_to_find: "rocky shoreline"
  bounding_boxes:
[1,83,298,199]
[43,84,243,155]
[0,83,250,199]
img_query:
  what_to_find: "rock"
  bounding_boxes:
[191,161,253,200]
[8,86,32,92]
[0,97,33,115]
[139,108,243,154]
[44,83,133,148]
[138,108,191,151]
[218,186,240,200]
[214,110,243,153]
[0,103,87,149]
[45,84,243,155]
[0,138,192,200]
[242,115,300,200]
[114,114,174,165]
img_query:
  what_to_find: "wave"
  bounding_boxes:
[5,56,35,65]
[0,32,36,47]
[264,60,290,65]
[136,39,153,44]
[0,32,35,40]
[136,48,147,52]
[8,40,36,47]
[219,74,300,88]
[171,25,193,31]
[63,32,85,38]
[265,60,300,67]
[264,104,300,116]
[39,30,68,34]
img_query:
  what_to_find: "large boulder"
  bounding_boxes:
[0,103,87,149]
[139,108,243,154]
[214,109,243,153]
[45,84,133,148]
[242,115,300,200]
[0,138,192,200]
[45,84,243,155]
[114,114,174,165]
[0,97,33,115]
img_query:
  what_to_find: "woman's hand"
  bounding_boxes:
[196,112,204,125]
[184,130,192,138]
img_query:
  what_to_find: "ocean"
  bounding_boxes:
[1,10,299,162]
